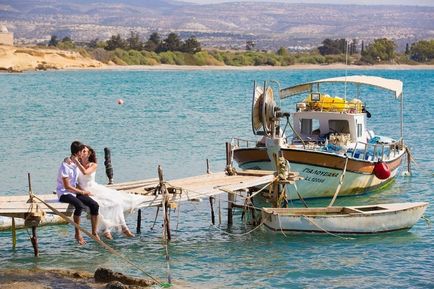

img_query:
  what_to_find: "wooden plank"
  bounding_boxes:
[0,171,276,217]
[0,194,72,219]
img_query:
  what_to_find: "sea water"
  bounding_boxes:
[0,68,432,288]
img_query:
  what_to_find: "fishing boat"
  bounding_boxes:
[261,202,428,234]
[232,75,409,200]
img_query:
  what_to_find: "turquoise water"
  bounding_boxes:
[0,68,433,288]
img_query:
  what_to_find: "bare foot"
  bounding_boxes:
[122,229,135,238]
[75,235,86,245]
[103,231,113,240]
[92,233,100,241]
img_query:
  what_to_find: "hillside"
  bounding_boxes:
[1,0,433,49]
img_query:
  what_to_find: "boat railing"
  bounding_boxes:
[231,137,260,148]
[349,138,404,162]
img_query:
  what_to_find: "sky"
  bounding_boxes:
[182,0,434,6]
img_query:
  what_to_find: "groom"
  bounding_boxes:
[56,141,99,245]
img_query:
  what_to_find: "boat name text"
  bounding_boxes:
[302,168,339,178]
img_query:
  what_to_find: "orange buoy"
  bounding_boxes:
[117,99,124,105]
[373,161,391,180]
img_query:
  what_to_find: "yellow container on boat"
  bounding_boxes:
[304,94,362,112]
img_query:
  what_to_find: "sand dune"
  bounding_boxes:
[0,45,104,72]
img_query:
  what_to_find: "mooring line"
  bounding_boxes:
[209,221,264,237]
[300,215,354,240]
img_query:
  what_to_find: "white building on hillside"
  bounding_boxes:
[0,25,14,46]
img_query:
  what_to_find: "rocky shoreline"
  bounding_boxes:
[0,267,163,289]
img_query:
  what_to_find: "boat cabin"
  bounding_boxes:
[291,93,368,145]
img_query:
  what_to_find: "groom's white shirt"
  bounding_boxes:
[56,160,78,198]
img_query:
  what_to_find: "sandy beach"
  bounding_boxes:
[1,45,433,73]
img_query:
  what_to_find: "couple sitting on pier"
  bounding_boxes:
[56,141,145,245]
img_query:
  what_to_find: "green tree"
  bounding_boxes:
[246,41,255,51]
[361,38,396,63]
[106,34,126,51]
[48,35,58,47]
[144,32,161,52]
[409,40,434,62]
[181,37,201,53]
[159,32,182,52]
[127,31,143,51]
[88,38,107,49]
[318,38,347,55]
[405,43,410,55]
[277,47,289,56]
[57,36,75,49]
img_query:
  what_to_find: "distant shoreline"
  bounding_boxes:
[67,63,434,72]
[1,45,433,73]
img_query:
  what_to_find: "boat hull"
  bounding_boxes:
[261,202,428,234]
[233,147,405,199]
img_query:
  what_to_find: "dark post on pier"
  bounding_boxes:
[104,147,114,185]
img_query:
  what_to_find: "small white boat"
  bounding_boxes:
[261,202,428,234]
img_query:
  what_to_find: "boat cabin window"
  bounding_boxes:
[357,123,363,137]
[301,118,320,135]
[328,120,349,134]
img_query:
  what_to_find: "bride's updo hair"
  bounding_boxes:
[87,146,97,163]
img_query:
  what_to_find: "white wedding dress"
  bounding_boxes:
[78,171,147,234]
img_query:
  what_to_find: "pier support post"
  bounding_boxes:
[136,209,142,234]
[227,193,234,226]
[11,217,16,249]
[248,190,256,225]
[163,200,171,241]
[209,196,215,225]
[104,147,114,185]
[225,142,235,175]
[158,166,171,241]
[30,226,38,257]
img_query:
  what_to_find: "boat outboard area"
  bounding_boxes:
[232,75,409,200]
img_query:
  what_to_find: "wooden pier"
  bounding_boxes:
[0,169,278,256]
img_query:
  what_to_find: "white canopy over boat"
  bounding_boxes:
[280,75,403,99]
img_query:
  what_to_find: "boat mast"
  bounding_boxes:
[400,92,404,140]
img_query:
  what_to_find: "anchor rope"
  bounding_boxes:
[31,195,163,285]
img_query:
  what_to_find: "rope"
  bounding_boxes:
[31,195,162,285]
[184,189,264,237]
[276,214,287,237]
[421,215,431,227]
[210,221,264,237]
[300,215,354,240]
[293,182,308,208]
[328,155,349,207]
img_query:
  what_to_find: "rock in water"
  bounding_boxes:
[94,268,156,286]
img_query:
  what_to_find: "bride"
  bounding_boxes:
[73,145,145,239]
